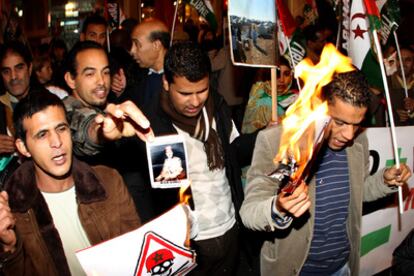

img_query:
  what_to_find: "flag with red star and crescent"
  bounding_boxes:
[348,0,383,90]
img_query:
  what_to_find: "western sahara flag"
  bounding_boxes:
[186,0,217,32]
[348,0,383,89]
[276,0,306,67]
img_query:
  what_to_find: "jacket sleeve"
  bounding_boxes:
[392,229,414,276]
[359,133,398,202]
[240,127,285,231]
[64,97,104,157]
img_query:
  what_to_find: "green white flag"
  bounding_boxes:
[186,0,217,32]
[377,0,400,46]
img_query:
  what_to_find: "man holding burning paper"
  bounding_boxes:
[240,45,412,276]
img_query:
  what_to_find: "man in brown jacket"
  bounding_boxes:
[0,91,141,275]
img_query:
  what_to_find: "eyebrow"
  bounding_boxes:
[177,86,208,94]
[81,65,109,74]
[33,122,69,136]
[331,115,361,126]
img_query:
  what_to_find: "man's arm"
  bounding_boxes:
[240,127,311,231]
[65,97,154,157]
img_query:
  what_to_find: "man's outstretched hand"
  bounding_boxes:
[95,101,154,142]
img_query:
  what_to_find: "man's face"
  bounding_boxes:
[17,106,73,180]
[130,26,159,69]
[400,49,414,77]
[67,49,110,107]
[83,23,107,46]
[163,75,209,118]
[1,52,32,99]
[326,97,367,151]
[165,146,173,158]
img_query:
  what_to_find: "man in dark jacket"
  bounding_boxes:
[0,91,141,276]
[141,42,257,275]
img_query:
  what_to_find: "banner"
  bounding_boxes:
[186,0,218,32]
[76,205,196,275]
[360,126,414,275]
[276,0,307,68]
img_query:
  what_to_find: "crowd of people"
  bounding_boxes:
[0,12,413,276]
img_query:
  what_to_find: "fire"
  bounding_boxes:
[275,44,355,181]
[179,180,192,205]
[179,180,193,248]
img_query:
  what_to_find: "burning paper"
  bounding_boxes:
[272,44,355,193]
[76,205,196,276]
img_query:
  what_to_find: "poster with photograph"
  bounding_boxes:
[146,135,189,189]
[228,0,279,67]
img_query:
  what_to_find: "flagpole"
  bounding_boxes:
[170,0,180,46]
[372,29,404,214]
[393,31,409,98]
[271,67,278,122]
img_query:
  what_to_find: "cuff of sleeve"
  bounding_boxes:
[271,198,293,229]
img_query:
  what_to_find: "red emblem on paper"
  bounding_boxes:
[134,232,196,276]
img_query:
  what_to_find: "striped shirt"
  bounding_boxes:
[301,147,350,275]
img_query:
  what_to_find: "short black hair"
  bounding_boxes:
[0,40,32,66]
[164,41,211,84]
[149,30,171,50]
[81,14,108,33]
[64,40,105,77]
[321,70,371,108]
[13,88,66,142]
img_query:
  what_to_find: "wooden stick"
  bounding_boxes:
[170,0,180,47]
[271,67,278,122]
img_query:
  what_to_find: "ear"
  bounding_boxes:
[153,39,161,50]
[28,63,33,76]
[80,32,85,41]
[162,75,169,92]
[15,138,31,158]
[64,72,76,90]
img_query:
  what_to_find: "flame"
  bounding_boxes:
[275,44,355,180]
[179,180,192,248]
[179,180,192,204]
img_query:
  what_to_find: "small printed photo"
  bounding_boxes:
[146,134,189,189]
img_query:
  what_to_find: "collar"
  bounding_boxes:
[148,68,164,75]
[5,158,107,213]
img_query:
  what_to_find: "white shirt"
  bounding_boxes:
[42,186,91,276]
[175,120,239,240]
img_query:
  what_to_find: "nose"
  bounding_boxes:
[342,124,355,141]
[10,69,17,80]
[49,131,62,148]
[96,72,105,86]
[130,44,137,56]
[189,94,201,107]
